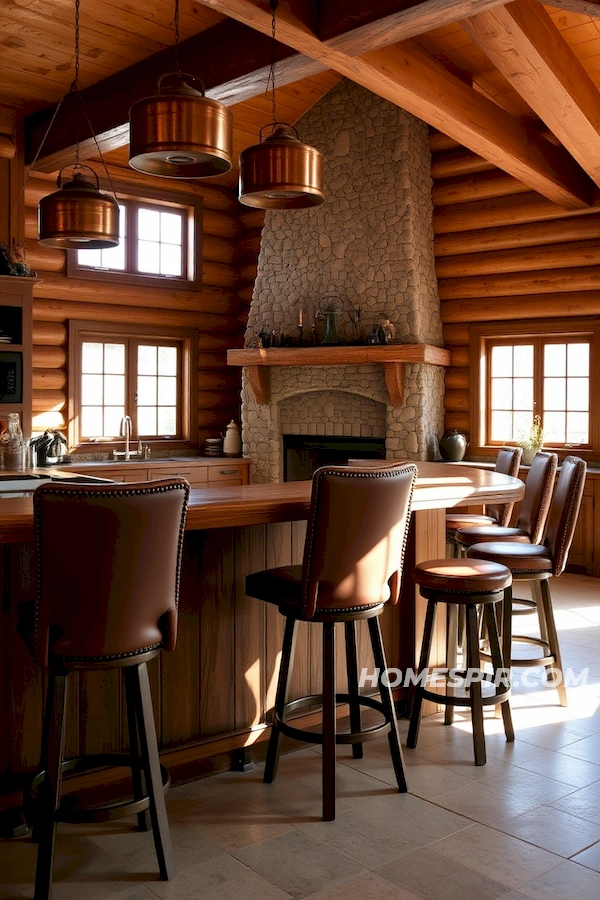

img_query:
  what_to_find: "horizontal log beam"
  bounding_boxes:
[433,191,600,234]
[198,351,228,368]
[198,0,594,208]
[32,369,66,391]
[442,323,470,345]
[445,368,470,390]
[32,390,65,412]
[0,134,15,160]
[431,148,495,180]
[445,412,470,431]
[441,291,600,323]
[31,322,67,346]
[546,0,600,14]
[32,346,67,369]
[439,265,600,299]
[432,171,527,207]
[436,239,600,278]
[434,212,600,255]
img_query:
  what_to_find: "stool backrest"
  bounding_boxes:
[486,446,523,526]
[33,478,190,669]
[516,451,558,544]
[543,456,587,577]
[301,463,417,619]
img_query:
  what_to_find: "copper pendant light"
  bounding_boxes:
[129,73,233,178]
[129,0,232,179]
[36,0,120,250]
[238,1,324,210]
[39,166,119,249]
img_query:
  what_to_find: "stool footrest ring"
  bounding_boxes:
[30,753,170,824]
[274,693,391,746]
[419,684,511,708]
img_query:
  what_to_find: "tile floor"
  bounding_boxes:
[2,573,600,900]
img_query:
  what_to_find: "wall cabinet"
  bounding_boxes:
[0,275,35,438]
[71,457,250,488]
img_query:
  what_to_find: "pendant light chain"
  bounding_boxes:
[173,0,181,74]
[265,0,279,131]
[72,0,81,167]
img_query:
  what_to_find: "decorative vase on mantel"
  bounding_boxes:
[438,429,468,462]
[521,445,542,466]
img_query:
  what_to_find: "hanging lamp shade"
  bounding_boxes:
[239,124,324,209]
[129,74,233,178]
[38,168,120,249]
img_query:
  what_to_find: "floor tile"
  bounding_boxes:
[303,871,423,900]
[376,846,511,900]
[145,854,293,900]
[297,810,419,869]
[511,859,600,900]
[571,840,600,872]
[497,805,600,857]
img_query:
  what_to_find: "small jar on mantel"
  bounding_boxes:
[222,421,242,457]
[1,413,25,471]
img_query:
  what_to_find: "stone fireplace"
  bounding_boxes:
[240,80,445,483]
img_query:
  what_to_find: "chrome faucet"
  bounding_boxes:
[119,415,133,460]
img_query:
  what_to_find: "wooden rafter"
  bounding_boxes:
[542,0,600,16]
[195,0,593,209]
[463,0,600,188]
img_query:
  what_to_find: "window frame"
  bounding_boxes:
[469,318,600,461]
[66,181,203,291]
[68,320,198,452]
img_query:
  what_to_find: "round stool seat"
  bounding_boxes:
[467,541,553,574]
[455,525,531,548]
[415,558,512,595]
[446,513,497,533]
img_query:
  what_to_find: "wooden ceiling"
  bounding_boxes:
[2,1,600,200]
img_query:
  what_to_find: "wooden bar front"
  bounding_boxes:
[0,464,524,777]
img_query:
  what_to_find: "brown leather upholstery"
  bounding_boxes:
[446,446,522,535]
[455,451,558,548]
[415,558,512,595]
[468,456,586,577]
[31,478,189,669]
[247,463,417,619]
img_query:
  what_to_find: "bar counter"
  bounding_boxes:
[0,464,523,779]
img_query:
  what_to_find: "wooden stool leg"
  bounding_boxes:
[368,616,408,793]
[502,586,513,678]
[264,615,297,784]
[407,599,437,750]
[124,669,151,832]
[539,580,568,707]
[34,672,68,900]
[532,580,550,646]
[322,622,337,821]
[344,621,363,760]
[445,604,458,726]
[466,605,486,766]
[126,664,176,881]
[483,604,514,743]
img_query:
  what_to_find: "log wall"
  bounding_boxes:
[430,132,600,440]
[23,166,262,445]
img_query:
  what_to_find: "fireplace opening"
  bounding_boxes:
[283,434,386,482]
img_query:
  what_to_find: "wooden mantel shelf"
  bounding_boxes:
[227,344,451,406]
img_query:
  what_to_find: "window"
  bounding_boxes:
[69,321,197,447]
[471,321,600,455]
[67,185,202,290]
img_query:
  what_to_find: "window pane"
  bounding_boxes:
[138,345,157,375]
[82,373,103,405]
[160,242,182,276]
[104,406,124,437]
[104,343,125,374]
[544,411,566,443]
[100,239,126,271]
[567,343,589,377]
[513,345,533,377]
[138,407,157,435]
[160,212,182,244]
[567,412,589,444]
[81,406,103,438]
[544,343,566,376]
[158,346,177,376]
[567,378,589,412]
[491,345,513,377]
[158,406,177,435]
[491,378,513,410]
[491,410,512,442]
[82,342,103,374]
[138,240,161,273]
[544,377,566,411]
[104,374,124,405]
[78,249,102,268]
[137,375,157,405]
[138,208,160,241]
[513,378,533,410]
[158,376,176,405]
[513,410,532,439]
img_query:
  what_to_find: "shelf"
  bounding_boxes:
[227,344,451,406]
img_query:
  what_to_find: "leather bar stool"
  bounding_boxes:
[19,479,189,900]
[407,558,514,766]
[446,446,523,556]
[455,451,557,551]
[468,456,587,707]
[246,462,417,822]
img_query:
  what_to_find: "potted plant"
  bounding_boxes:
[517,415,544,465]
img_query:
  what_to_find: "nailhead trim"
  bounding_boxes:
[32,479,190,667]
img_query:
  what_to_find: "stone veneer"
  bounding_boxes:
[242,80,444,483]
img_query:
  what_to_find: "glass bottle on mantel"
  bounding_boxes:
[1,412,25,471]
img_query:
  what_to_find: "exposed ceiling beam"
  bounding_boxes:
[196,0,593,208]
[26,0,509,172]
[462,0,600,188]
[25,19,326,173]
[542,0,600,16]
